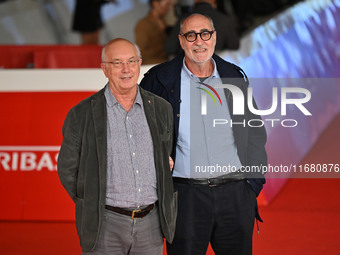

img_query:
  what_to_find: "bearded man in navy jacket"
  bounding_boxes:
[140,13,267,255]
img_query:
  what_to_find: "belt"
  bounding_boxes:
[105,201,157,219]
[173,172,245,187]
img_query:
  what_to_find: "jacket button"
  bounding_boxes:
[179,99,182,103]
[177,114,180,117]
[170,89,174,93]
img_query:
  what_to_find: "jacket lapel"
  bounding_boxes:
[91,88,107,187]
[140,88,159,145]
[140,88,164,198]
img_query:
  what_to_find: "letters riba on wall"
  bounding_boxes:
[0,72,99,220]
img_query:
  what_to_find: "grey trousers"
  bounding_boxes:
[83,205,164,255]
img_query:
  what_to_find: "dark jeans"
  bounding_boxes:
[167,180,257,255]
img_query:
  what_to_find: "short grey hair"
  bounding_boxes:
[101,38,142,62]
[179,13,215,34]
[134,43,142,60]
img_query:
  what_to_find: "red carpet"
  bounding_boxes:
[1,114,340,254]
[252,112,340,255]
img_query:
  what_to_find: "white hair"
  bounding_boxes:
[101,38,142,62]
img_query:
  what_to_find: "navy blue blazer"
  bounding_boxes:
[140,53,267,197]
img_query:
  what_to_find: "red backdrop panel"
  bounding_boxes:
[0,45,102,69]
[0,92,95,221]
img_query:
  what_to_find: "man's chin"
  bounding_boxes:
[193,57,210,64]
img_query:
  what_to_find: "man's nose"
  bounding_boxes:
[121,62,131,71]
[194,35,204,45]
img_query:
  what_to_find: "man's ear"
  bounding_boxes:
[100,63,108,78]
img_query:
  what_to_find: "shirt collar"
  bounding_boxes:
[105,84,142,108]
[182,57,219,80]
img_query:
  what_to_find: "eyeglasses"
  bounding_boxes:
[180,30,215,42]
[102,59,139,68]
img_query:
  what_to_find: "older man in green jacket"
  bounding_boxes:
[58,38,177,254]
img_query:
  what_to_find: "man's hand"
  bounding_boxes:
[169,156,174,171]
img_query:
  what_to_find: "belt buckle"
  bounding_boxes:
[208,179,217,187]
[131,209,142,219]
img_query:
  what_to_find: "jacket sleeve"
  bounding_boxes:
[246,97,267,196]
[135,19,155,62]
[57,108,81,202]
[233,64,267,196]
[167,102,174,157]
[242,78,267,196]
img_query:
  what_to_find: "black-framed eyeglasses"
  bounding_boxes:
[102,58,140,68]
[180,30,215,42]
